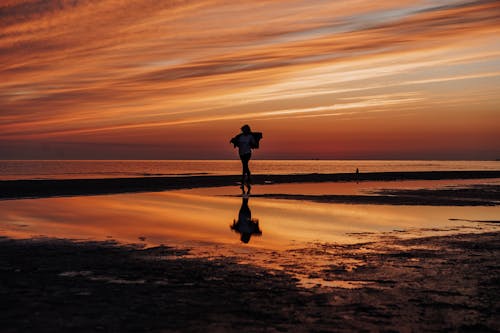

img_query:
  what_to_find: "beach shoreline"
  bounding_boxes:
[1,170,499,200]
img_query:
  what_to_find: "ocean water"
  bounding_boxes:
[0,160,498,180]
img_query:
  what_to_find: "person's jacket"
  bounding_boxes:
[230,132,263,149]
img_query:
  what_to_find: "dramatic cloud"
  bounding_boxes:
[0,0,499,158]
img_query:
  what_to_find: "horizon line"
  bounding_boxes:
[0,158,498,162]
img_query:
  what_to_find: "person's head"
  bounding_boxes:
[241,124,251,134]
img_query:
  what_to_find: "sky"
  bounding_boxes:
[1,0,499,160]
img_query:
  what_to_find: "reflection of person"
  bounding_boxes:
[230,124,260,194]
[230,196,262,243]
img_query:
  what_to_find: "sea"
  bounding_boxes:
[0,160,498,180]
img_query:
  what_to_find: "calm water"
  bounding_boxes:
[1,181,499,250]
[0,160,499,180]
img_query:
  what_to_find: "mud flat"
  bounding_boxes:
[253,183,500,206]
[1,230,499,332]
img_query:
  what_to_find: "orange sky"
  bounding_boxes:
[1,0,499,159]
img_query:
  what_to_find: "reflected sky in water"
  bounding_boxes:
[1,180,499,251]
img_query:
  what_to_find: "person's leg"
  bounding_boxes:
[240,153,251,190]
[240,154,248,191]
[243,153,252,191]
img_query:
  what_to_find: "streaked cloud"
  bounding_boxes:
[0,0,499,158]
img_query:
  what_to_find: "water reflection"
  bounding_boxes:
[0,185,498,250]
[230,196,262,243]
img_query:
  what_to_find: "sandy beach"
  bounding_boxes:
[0,172,499,332]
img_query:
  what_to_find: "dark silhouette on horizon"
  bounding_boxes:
[230,196,262,244]
[230,124,262,194]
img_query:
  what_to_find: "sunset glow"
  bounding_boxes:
[1,0,499,159]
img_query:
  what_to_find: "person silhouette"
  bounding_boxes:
[230,196,262,244]
[230,124,258,194]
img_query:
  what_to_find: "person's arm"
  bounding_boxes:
[250,134,257,147]
[230,134,240,148]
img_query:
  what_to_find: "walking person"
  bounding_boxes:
[230,124,262,194]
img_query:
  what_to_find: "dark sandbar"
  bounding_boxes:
[1,170,499,200]
[252,184,500,206]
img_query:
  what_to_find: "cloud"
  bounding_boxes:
[0,0,499,151]
[0,92,424,138]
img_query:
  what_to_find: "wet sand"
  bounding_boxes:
[1,230,499,332]
[252,184,500,206]
[1,170,500,200]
